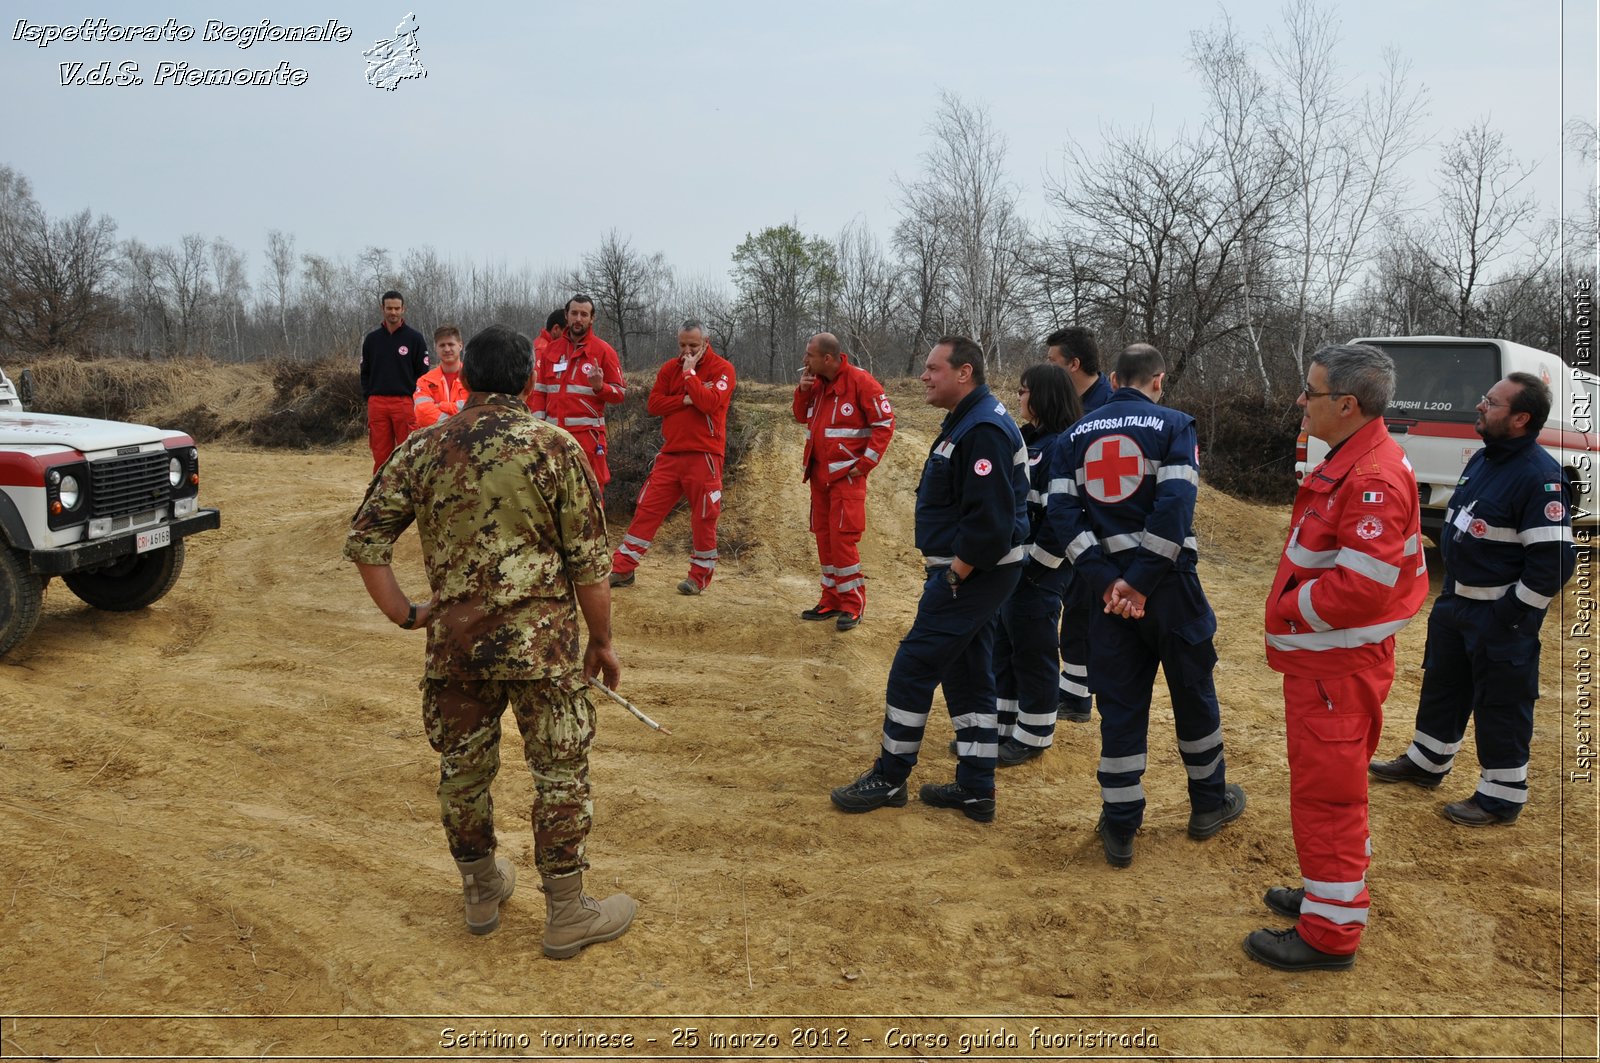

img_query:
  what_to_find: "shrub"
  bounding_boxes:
[243,357,366,448]
[1176,389,1302,504]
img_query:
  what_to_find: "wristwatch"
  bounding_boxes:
[943,568,963,589]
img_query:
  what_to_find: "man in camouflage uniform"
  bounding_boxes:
[345,323,636,959]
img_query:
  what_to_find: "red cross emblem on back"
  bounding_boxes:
[1083,434,1146,503]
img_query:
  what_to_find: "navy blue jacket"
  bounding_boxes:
[1081,373,1113,414]
[1442,431,1576,631]
[914,385,1029,570]
[1020,425,1071,592]
[1048,386,1201,599]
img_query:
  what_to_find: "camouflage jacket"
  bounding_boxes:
[344,392,611,678]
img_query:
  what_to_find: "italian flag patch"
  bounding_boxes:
[1361,491,1384,504]
[1545,482,1561,492]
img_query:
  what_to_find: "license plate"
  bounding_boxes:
[136,526,171,553]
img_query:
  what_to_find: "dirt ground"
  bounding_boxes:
[0,381,1595,1062]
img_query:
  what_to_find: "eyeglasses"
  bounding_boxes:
[1300,385,1348,401]
[1478,394,1506,409]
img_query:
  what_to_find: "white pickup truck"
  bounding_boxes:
[0,365,220,656]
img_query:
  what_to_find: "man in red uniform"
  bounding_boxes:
[413,325,471,427]
[608,320,735,595]
[528,295,625,494]
[1248,342,1429,972]
[360,289,430,471]
[793,332,895,631]
[534,309,566,361]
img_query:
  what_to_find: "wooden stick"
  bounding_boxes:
[585,677,673,735]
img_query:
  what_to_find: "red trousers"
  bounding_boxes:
[368,394,416,471]
[808,476,868,616]
[571,429,611,495]
[1283,655,1393,955]
[611,451,721,588]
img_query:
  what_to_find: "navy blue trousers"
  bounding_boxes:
[876,564,1022,795]
[1089,571,1227,833]
[1406,594,1541,817]
[995,576,1063,748]
[1058,570,1092,711]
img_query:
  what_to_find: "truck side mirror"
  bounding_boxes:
[18,369,32,408]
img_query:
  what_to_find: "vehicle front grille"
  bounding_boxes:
[89,452,170,519]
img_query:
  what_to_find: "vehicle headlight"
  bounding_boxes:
[169,457,182,487]
[58,474,80,510]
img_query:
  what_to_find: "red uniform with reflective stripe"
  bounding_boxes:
[611,347,735,590]
[412,366,470,427]
[1265,415,1428,957]
[526,332,625,489]
[792,356,895,616]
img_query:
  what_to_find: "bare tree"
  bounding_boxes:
[574,230,668,367]
[832,219,903,375]
[1419,119,1548,335]
[898,91,1029,370]
[208,237,248,361]
[263,229,296,356]
[0,167,120,354]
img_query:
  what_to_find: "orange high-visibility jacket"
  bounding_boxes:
[793,355,895,484]
[412,365,470,427]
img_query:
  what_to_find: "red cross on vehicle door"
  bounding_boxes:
[1083,434,1146,503]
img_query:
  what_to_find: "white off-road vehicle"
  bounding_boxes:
[0,365,220,656]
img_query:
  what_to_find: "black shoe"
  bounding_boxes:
[1188,782,1247,840]
[919,781,996,823]
[1264,886,1304,919]
[947,739,959,756]
[800,603,843,621]
[829,768,907,813]
[1243,927,1354,971]
[1057,694,1092,723]
[996,737,1044,766]
[1095,813,1134,867]
[676,578,703,596]
[608,571,634,588]
[1442,795,1520,826]
[835,611,861,631]
[1368,754,1443,789]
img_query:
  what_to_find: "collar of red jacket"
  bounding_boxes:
[1310,415,1390,489]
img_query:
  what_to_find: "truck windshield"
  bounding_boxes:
[1368,340,1501,422]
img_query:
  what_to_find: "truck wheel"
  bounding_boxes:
[63,541,185,612]
[0,547,44,658]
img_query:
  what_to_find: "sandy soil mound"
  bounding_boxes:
[0,383,1594,1061]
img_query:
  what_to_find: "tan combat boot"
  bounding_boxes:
[455,853,516,935]
[540,872,637,959]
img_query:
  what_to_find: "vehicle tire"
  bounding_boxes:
[0,547,44,658]
[63,540,185,612]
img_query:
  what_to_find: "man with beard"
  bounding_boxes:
[1369,372,1576,826]
[528,295,625,494]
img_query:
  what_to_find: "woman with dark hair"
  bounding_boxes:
[992,362,1083,765]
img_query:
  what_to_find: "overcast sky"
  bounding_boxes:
[4,1,1595,288]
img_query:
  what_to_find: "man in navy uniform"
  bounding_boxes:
[1046,325,1110,723]
[1369,371,1577,825]
[830,336,1029,823]
[1049,343,1245,865]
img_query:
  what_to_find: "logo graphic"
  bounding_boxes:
[715,380,728,391]
[973,459,993,476]
[1355,515,1383,540]
[1468,518,1488,538]
[879,396,892,414]
[364,13,426,91]
[1082,434,1145,503]
[398,345,408,354]
[1546,501,1565,521]
[840,403,854,416]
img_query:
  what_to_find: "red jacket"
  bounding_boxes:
[647,346,736,456]
[412,365,470,426]
[793,355,895,484]
[526,332,626,444]
[1265,416,1429,678]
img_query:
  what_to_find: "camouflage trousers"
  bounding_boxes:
[421,674,596,877]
